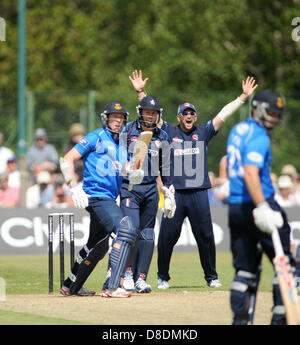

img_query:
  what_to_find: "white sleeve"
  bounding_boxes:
[216,97,244,122]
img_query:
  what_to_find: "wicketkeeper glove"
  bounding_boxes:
[253,202,283,234]
[161,185,176,219]
[70,184,90,209]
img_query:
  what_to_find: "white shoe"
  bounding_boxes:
[123,268,135,291]
[157,278,169,290]
[207,279,222,287]
[102,287,131,298]
[135,275,152,293]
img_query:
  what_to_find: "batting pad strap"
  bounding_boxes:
[230,281,248,293]
[272,305,286,315]
[216,97,244,122]
[237,270,256,279]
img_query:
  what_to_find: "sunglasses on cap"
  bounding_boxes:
[181,111,196,116]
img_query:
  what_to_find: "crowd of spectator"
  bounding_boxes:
[0,123,85,209]
[0,129,299,210]
[208,155,300,208]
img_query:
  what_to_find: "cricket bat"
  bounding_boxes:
[128,131,153,191]
[272,227,300,325]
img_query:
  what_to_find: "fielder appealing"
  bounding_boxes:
[59,101,143,298]
[130,70,257,289]
[227,89,294,324]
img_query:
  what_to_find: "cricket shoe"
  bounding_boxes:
[157,278,169,290]
[60,285,96,296]
[135,275,152,293]
[123,267,135,291]
[101,287,131,298]
[207,279,222,288]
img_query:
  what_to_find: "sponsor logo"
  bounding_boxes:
[131,136,138,142]
[155,140,161,147]
[174,147,200,156]
[173,137,183,143]
[247,151,263,163]
[236,123,249,135]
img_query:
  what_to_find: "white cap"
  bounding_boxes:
[278,175,292,189]
[37,171,51,184]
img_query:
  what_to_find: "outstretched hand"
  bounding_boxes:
[240,76,258,101]
[129,70,149,91]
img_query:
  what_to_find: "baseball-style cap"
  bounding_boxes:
[177,102,197,115]
[281,164,298,179]
[35,128,47,139]
[278,175,293,189]
[7,155,17,163]
[103,101,128,115]
[37,171,51,184]
[69,123,85,136]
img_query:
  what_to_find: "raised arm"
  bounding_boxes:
[212,76,258,131]
[129,70,149,101]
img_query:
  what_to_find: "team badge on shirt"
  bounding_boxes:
[79,138,89,147]
[192,134,198,141]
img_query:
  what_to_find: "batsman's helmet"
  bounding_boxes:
[251,89,285,130]
[136,96,163,129]
[100,101,129,133]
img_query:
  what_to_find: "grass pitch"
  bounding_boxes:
[0,251,275,325]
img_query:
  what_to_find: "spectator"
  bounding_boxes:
[275,175,298,207]
[0,173,20,208]
[0,132,15,175]
[26,128,58,182]
[63,123,85,182]
[6,155,21,188]
[45,184,73,209]
[25,170,53,208]
[270,172,278,193]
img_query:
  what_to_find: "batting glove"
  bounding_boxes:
[70,184,89,209]
[253,202,283,234]
[162,185,176,219]
[128,169,144,185]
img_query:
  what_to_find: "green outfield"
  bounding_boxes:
[0,251,275,325]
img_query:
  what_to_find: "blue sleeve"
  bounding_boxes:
[204,120,218,143]
[74,131,97,156]
[243,135,269,168]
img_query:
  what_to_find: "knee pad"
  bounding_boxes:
[271,276,286,325]
[108,216,136,290]
[230,270,257,325]
[139,228,154,241]
[116,216,137,244]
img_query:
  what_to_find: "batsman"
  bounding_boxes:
[59,101,144,297]
[227,89,297,324]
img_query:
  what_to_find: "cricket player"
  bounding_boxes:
[227,89,293,324]
[129,70,257,289]
[59,101,143,298]
[110,95,174,293]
